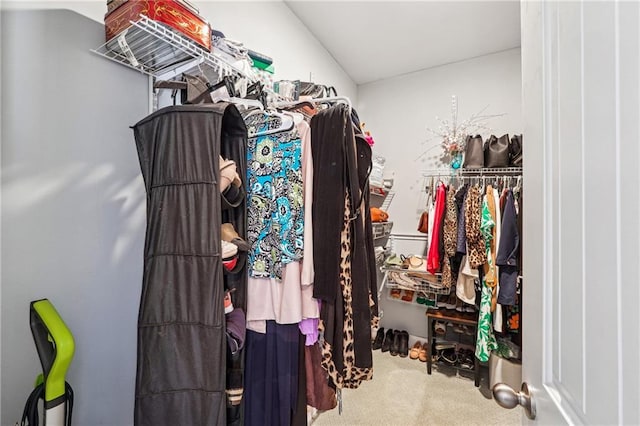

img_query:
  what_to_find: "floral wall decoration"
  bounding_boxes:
[419,95,504,169]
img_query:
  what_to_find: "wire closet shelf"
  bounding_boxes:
[91,15,253,81]
[380,266,451,295]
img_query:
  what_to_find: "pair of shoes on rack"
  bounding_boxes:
[451,324,475,336]
[440,347,458,366]
[446,292,458,310]
[437,291,458,310]
[389,288,402,299]
[457,348,475,370]
[409,341,430,362]
[416,293,436,306]
[384,253,403,267]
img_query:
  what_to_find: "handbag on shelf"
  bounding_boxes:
[371,207,389,223]
[463,135,484,169]
[510,134,523,167]
[417,211,429,233]
[484,134,510,168]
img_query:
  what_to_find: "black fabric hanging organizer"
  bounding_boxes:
[132,103,247,426]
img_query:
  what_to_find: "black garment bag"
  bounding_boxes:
[132,103,246,426]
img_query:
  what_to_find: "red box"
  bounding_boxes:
[105,0,211,51]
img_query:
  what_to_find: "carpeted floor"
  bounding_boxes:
[312,350,520,426]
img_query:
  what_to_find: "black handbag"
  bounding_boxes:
[484,134,510,168]
[463,135,484,169]
[510,134,523,166]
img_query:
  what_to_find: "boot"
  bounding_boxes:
[372,327,385,350]
[381,329,394,353]
[398,331,409,358]
[390,330,401,356]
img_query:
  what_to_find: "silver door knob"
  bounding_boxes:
[492,382,536,420]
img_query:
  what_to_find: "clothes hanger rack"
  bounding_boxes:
[272,95,352,113]
[422,168,522,191]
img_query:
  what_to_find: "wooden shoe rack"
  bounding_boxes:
[426,309,480,387]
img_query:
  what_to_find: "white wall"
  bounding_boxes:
[1,9,149,426]
[358,48,522,337]
[0,11,148,426]
[0,3,356,425]
[0,1,358,101]
[202,2,357,101]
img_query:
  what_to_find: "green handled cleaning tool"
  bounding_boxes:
[20,299,75,426]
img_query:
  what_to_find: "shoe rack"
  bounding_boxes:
[380,263,451,309]
[426,309,480,386]
[371,180,394,320]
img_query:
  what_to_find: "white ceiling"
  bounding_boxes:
[285,1,521,85]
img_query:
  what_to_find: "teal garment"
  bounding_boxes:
[245,112,304,279]
[475,196,498,362]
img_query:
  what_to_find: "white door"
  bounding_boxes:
[516,1,640,424]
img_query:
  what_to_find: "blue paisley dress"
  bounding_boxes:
[245,113,304,279]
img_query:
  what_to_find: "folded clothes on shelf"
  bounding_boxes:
[248,49,273,66]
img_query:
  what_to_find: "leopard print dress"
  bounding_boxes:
[465,185,487,268]
[441,185,458,287]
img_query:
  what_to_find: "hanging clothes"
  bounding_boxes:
[475,195,498,362]
[244,112,304,280]
[132,104,247,426]
[311,104,376,390]
[465,185,487,268]
[441,185,458,287]
[427,183,447,274]
[244,112,319,336]
[455,184,469,254]
[244,322,302,426]
[496,189,520,305]
[426,191,436,256]
[491,186,504,331]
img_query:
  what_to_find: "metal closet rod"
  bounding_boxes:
[389,233,428,241]
[427,175,523,182]
[422,167,523,177]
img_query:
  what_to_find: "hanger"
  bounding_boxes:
[245,82,268,108]
[213,95,264,110]
[272,96,353,114]
[185,75,238,105]
[244,108,295,138]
